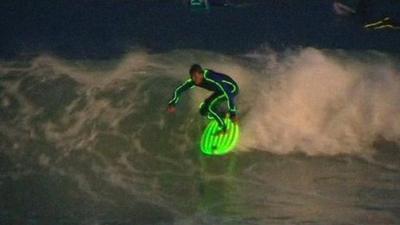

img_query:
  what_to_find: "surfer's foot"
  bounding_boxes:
[214,127,228,136]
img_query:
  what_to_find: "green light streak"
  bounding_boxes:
[200,118,240,155]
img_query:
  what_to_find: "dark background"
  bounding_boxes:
[1,0,400,59]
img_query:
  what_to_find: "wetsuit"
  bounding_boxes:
[168,69,239,130]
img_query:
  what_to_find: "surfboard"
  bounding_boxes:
[200,117,240,155]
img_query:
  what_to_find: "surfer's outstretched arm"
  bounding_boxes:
[168,79,195,107]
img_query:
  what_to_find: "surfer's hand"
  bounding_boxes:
[167,105,176,113]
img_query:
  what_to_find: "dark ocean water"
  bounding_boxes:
[1,1,400,225]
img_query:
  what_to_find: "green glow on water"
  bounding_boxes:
[200,118,240,155]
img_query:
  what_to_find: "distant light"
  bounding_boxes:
[189,0,209,10]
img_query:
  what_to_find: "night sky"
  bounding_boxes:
[1,0,400,59]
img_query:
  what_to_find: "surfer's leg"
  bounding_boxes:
[199,93,226,130]
[208,94,227,131]
[199,93,219,118]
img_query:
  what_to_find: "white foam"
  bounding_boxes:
[240,48,400,155]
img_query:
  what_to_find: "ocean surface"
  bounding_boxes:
[1,1,400,224]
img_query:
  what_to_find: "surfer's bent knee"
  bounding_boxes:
[199,103,208,116]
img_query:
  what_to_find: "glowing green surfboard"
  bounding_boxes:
[200,118,240,155]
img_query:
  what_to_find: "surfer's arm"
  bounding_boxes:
[168,79,195,106]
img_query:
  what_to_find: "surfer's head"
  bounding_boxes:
[189,64,204,85]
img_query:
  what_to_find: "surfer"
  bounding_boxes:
[167,64,239,134]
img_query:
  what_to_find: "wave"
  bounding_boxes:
[241,47,400,156]
[1,48,400,160]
